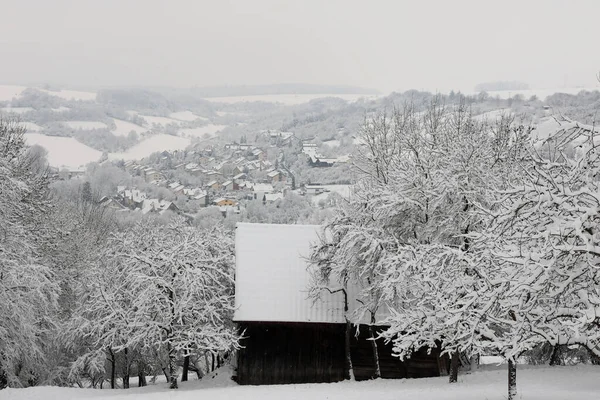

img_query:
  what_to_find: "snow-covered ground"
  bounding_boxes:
[0,106,33,114]
[204,93,380,105]
[323,139,341,147]
[23,133,102,169]
[109,134,190,161]
[0,85,27,101]
[20,122,43,132]
[311,184,353,206]
[139,115,182,127]
[111,119,147,136]
[64,121,108,130]
[169,111,209,122]
[40,88,97,101]
[3,365,600,400]
[179,124,227,138]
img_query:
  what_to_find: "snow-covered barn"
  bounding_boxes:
[233,223,446,385]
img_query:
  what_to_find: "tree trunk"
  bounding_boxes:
[194,360,205,379]
[508,359,517,400]
[168,344,178,389]
[109,348,116,389]
[449,351,459,383]
[182,355,190,382]
[470,354,478,372]
[211,352,215,372]
[204,352,211,374]
[368,314,381,379]
[549,345,562,366]
[122,348,130,389]
[137,359,147,387]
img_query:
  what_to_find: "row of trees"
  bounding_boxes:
[0,118,240,389]
[309,98,600,399]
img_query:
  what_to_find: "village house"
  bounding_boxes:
[119,188,147,209]
[213,197,237,207]
[168,182,185,195]
[263,192,284,204]
[206,180,221,192]
[233,223,447,385]
[222,180,235,191]
[266,170,284,184]
[251,183,274,200]
[140,199,179,215]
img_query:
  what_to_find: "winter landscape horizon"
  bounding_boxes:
[2,1,600,399]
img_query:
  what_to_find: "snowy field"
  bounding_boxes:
[179,124,227,138]
[169,111,209,122]
[0,106,33,114]
[111,119,147,136]
[23,133,102,169]
[311,184,353,206]
[204,93,380,105]
[139,115,182,127]
[40,88,97,101]
[0,84,27,101]
[21,122,43,132]
[64,121,108,130]
[323,139,341,147]
[3,365,599,400]
[109,134,190,161]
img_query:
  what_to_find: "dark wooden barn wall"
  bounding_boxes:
[236,322,445,385]
[350,325,444,380]
[236,322,346,385]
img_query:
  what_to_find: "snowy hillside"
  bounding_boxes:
[23,133,102,169]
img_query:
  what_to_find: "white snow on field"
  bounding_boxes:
[139,115,182,127]
[24,133,102,169]
[472,109,511,122]
[311,184,353,206]
[3,364,600,400]
[51,106,70,112]
[0,106,33,114]
[180,124,227,138]
[205,93,380,105]
[0,85,27,101]
[111,119,147,136]
[64,121,108,130]
[169,111,208,122]
[323,139,341,147]
[469,86,600,100]
[40,88,97,101]
[109,134,190,161]
[20,122,42,132]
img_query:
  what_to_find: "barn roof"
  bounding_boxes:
[233,223,389,324]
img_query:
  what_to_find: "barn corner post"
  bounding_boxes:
[507,358,517,400]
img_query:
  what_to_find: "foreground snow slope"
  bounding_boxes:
[4,365,600,400]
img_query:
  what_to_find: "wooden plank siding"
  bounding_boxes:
[236,322,346,385]
[350,325,445,380]
[235,322,446,385]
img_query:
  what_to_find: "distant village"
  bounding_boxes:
[89,130,352,218]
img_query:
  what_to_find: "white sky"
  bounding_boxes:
[1,0,599,93]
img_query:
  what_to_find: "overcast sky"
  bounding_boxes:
[1,0,599,93]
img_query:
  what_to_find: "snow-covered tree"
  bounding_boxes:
[0,118,59,388]
[309,100,532,390]
[67,218,240,389]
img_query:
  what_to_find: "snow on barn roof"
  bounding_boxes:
[234,223,390,324]
[234,223,344,323]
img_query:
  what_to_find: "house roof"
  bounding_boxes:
[267,170,280,178]
[234,223,388,324]
[264,192,284,202]
[252,183,274,193]
[222,180,233,187]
